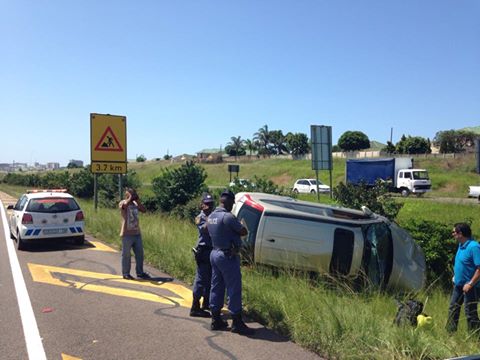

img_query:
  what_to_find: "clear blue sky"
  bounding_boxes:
[1,0,479,165]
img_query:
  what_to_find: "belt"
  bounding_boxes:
[213,247,231,251]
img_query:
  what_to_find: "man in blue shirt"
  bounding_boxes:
[446,223,480,333]
[190,193,215,317]
[207,190,254,335]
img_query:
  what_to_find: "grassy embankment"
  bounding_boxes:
[2,155,480,359]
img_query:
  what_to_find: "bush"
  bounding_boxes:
[151,161,207,212]
[69,169,94,198]
[333,181,403,220]
[401,219,458,288]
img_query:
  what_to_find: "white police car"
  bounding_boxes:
[7,189,85,250]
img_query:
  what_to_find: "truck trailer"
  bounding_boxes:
[346,158,431,197]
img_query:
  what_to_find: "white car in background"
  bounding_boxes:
[7,189,85,250]
[468,186,480,200]
[293,179,330,194]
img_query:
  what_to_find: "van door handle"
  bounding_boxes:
[267,238,275,242]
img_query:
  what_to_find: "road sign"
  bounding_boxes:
[90,113,127,174]
[311,125,332,171]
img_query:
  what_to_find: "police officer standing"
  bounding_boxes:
[190,193,215,317]
[207,190,254,335]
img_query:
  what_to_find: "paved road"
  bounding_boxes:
[0,192,320,360]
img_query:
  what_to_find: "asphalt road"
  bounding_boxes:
[0,192,320,360]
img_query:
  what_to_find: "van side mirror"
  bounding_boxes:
[7,205,14,210]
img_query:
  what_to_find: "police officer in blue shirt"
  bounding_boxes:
[207,190,254,335]
[190,193,215,317]
[446,222,480,332]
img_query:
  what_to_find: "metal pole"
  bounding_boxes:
[118,174,123,201]
[315,169,320,202]
[94,174,98,211]
[329,169,333,199]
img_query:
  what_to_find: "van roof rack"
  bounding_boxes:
[27,189,68,193]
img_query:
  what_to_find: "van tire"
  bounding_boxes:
[293,189,299,194]
[310,189,316,194]
[401,189,410,197]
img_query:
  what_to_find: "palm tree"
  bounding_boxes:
[244,139,256,156]
[253,125,271,155]
[226,136,245,160]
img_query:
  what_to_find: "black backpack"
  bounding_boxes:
[394,299,424,326]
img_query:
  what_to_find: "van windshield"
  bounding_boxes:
[26,198,80,213]
[362,222,393,287]
[236,204,262,262]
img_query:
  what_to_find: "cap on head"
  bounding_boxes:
[202,193,214,204]
[220,189,235,200]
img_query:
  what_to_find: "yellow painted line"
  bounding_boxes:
[62,354,82,360]
[87,241,117,252]
[28,263,192,308]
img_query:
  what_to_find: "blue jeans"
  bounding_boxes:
[192,247,212,300]
[446,284,480,332]
[121,234,144,276]
[209,249,242,315]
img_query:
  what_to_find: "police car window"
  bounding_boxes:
[16,196,28,211]
[26,198,80,213]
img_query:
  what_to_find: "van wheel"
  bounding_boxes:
[293,189,299,193]
[401,189,410,197]
[16,230,27,251]
[310,189,316,194]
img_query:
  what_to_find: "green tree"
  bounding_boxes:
[395,135,431,154]
[433,129,477,153]
[253,125,272,155]
[226,136,245,159]
[244,139,257,156]
[285,132,310,156]
[381,141,396,154]
[337,131,370,151]
[151,161,207,212]
[136,154,146,162]
[269,130,288,155]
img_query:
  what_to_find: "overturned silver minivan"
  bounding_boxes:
[233,192,425,292]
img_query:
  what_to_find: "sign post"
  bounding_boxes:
[90,113,127,209]
[310,125,333,200]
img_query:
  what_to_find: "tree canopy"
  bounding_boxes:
[337,131,370,151]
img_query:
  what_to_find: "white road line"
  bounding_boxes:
[0,201,47,360]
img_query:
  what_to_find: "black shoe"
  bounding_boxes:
[123,274,135,280]
[231,314,255,335]
[190,308,211,318]
[211,311,229,331]
[137,272,152,279]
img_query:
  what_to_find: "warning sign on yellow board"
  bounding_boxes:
[90,113,127,173]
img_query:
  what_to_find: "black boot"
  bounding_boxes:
[201,296,210,311]
[231,313,255,335]
[190,297,210,318]
[211,310,229,330]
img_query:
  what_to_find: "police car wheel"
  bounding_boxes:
[74,236,85,246]
[16,230,27,251]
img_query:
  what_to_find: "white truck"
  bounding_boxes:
[346,157,432,197]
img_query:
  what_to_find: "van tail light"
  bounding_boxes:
[22,214,33,224]
[75,211,84,221]
[243,194,264,212]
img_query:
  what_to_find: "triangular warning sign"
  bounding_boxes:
[94,126,124,152]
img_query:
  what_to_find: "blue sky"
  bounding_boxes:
[1,0,479,165]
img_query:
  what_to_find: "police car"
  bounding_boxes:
[7,189,85,250]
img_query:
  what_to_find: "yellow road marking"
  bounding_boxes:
[87,241,116,252]
[28,263,192,307]
[61,354,82,360]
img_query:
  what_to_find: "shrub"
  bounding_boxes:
[151,161,207,212]
[333,181,403,220]
[401,219,458,288]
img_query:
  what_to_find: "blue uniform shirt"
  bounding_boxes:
[207,207,243,249]
[454,239,480,286]
[195,211,212,247]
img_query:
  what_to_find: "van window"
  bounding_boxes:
[330,228,354,275]
[236,204,262,261]
[404,172,411,179]
[413,171,429,180]
[26,198,80,213]
[362,222,393,287]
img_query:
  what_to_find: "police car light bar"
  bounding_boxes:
[27,189,68,193]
